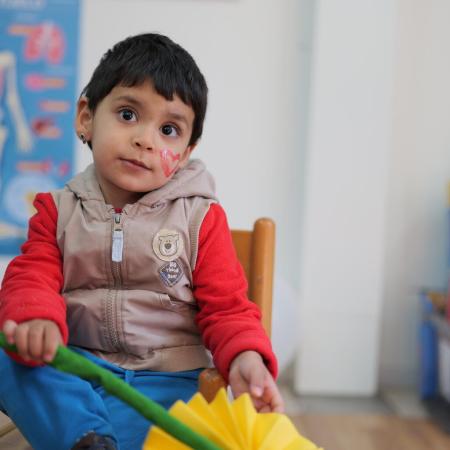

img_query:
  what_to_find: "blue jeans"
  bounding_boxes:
[0,348,201,450]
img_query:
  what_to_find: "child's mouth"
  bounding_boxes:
[121,158,150,171]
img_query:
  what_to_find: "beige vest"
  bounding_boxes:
[52,160,216,371]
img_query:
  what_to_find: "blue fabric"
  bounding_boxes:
[0,347,201,450]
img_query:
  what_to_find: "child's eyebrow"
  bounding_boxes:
[114,95,142,108]
[166,112,190,127]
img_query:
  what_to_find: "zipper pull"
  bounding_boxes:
[112,213,123,262]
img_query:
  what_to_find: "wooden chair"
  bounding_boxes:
[198,218,276,402]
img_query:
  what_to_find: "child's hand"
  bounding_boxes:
[229,350,284,413]
[2,319,62,363]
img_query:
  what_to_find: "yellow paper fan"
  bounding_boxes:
[143,388,323,450]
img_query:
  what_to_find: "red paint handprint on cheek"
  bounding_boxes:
[159,149,181,177]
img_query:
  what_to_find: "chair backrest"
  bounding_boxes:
[231,218,275,338]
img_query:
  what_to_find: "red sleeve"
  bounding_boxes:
[0,193,68,365]
[193,203,278,381]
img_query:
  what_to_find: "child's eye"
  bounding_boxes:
[161,124,179,137]
[119,109,136,122]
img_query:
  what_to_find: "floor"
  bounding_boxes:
[281,384,450,450]
[1,384,449,449]
[280,385,428,417]
[292,414,450,450]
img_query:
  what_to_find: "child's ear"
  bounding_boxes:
[75,97,93,142]
[178,144,196,168]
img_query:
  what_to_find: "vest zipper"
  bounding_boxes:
[107,211,124,351]
[112,213,123,263]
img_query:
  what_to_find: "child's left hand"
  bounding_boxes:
[228,350,284,413]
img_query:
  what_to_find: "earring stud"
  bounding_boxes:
[79,133,87,144]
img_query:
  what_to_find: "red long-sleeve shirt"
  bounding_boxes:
[0,193,277,380]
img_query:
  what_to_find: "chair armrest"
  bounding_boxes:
[198,368,227,402]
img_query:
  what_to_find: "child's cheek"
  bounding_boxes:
[159,148,181,178]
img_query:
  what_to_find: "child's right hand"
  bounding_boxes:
[2,319,62,363]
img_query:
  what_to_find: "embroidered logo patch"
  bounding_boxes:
[159,260,184,287]
[153,229,184,262]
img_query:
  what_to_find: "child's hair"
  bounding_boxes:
[81,33,208,145]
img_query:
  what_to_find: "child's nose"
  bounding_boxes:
[133,128,155,151]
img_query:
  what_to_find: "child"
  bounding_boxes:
[0,33,282,450]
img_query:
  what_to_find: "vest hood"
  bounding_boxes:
[66,159,217,208]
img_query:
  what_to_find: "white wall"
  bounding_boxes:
[380,0,450,388]
[294,0,397,395]
[294,0,450,395]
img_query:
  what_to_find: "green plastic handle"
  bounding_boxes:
[0,332,221,450]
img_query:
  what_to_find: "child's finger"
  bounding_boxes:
[14,324,31,360]
[270,392,285,413]
[28,325,45,360]
[258,405,272,413]
[262,380,285,413]
[2,320,18,343]
[229,369,250,399]
[43,325,61,362]
[248,366,266,398]
[272,402,284,413]
[252,397,267,411]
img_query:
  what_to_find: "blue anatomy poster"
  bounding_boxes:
[0,0,79,254]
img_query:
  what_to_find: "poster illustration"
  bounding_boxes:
[0,0,79,254]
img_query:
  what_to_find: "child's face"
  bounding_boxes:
[76,81,196,207]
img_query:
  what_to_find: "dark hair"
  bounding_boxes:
[81,33,208,145]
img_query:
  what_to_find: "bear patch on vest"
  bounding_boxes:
[159,260,184,287]
[152,229,184,262]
